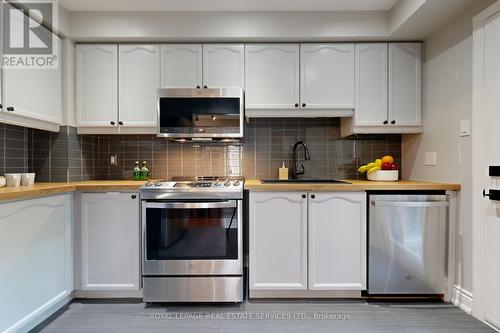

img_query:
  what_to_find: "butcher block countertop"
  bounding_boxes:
[244,179,461,191]
[0,181,145,202]
[0,179,461,202]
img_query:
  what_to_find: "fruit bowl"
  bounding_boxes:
[367,170,399,182]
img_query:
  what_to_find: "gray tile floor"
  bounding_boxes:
[34,300,496,333]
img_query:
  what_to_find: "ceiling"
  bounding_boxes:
[59,0,400,12]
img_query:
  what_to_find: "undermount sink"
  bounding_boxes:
[261,179,352,184]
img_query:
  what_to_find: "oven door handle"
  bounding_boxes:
[144,200,238,209]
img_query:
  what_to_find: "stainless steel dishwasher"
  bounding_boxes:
[368,193,449,295]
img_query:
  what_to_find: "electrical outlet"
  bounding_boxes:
[425,152,437,166]
[460,119,471,137]
[110,155,118,166]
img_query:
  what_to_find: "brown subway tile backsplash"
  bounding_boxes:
[86,118,401,180]
[1,119,402,182]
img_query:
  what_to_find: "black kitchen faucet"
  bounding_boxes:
[290,140,311,179]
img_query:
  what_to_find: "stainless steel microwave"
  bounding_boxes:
[157,88,244,140]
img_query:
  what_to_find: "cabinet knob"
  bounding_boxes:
[196,85,201,89]
[6,106,14,112]
[295,103,299,108]
[311,194,316,199]
[118,121,123,126]
[383,120,388,125]
[110,121,116,126]
[0,104,3,109]
[203,85,208,89]
[301,194,306,199]
[131,195,137,199]
[302,103,306,108]
[391,120,396,125]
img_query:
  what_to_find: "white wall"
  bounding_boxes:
[67,11,391,42]
[402,0,493,294]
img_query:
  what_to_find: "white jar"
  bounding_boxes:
[5,174,22,187]
[0,176,6,188]
[21,173,36,186]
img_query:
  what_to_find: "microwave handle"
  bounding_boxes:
[144,200,238,209]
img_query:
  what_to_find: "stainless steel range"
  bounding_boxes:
[140,176,244,302]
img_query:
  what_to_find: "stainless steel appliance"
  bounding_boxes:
[157,88,244,140]
[140,176,244,302]
[368,193,449,295]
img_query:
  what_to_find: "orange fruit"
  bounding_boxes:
[381,155,394,165]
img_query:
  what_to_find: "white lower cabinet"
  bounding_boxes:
[249,192,308,291]
[0,194,73,333]
[308,192,366,290]
[249,191,366,298]
[79,192,140,292]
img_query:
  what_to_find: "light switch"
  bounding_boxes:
[110,155,118,166]
[425,152,437,166]
[460,119,471,137]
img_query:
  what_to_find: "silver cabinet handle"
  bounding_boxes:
[144,200,237,209]
[371,201,449,208]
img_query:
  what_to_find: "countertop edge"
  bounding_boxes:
[243,180,461,191]
[0,180,461,203]
[0,182,144,202]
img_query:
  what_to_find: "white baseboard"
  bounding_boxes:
[5,291,74,333]
[451,284,474,315]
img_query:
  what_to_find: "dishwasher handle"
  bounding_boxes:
[371,200,449,208]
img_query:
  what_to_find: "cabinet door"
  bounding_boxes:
[160,44,202,88]
[0,195,72,333]
[203,44,244,89]
[76,45,118,127]
[354,44,388,127]
[119,44,160,128]
[245,44,300,109]
[0,1,3,115]
[80,192,140,291]
[308,192,366,290]
[3,32,61,125]
[249,191,308,290]
[389,43,422,126]
[300,44,354,109]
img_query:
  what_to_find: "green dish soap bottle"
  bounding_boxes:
[140,161,150,181]
[133,161,141,181]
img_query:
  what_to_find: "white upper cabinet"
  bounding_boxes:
[203,44,245,89]
[341,42,422,136]
[76,44,118,127]
[119,44,160,128]
[1,29,61,132]
[354,43,388,127]
[249,191,308,291]
[245,44,300,109]
[3,64,62,125]
[161,44,202,88]
[80,192,140,291]
[308,192,366,291]
[389,43,422,126]
[300,44,354,109]
[0,2,3,115]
